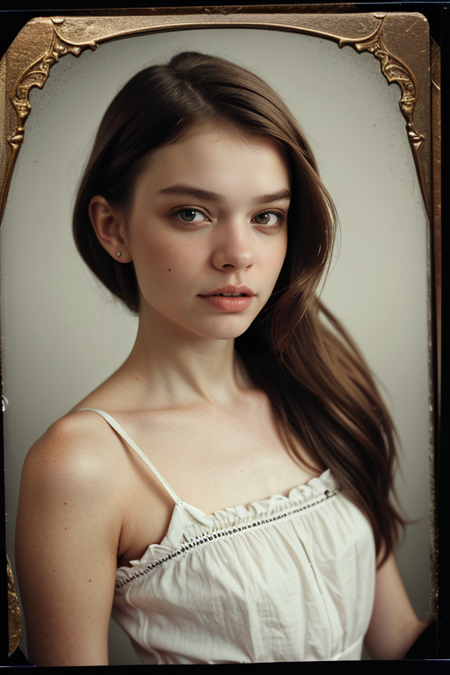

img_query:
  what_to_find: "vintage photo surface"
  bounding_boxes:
[0,13,437,662]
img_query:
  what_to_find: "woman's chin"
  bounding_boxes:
[139,304,259,342]
[191,316,257,342]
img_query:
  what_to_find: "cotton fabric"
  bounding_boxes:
[81,409,376,664]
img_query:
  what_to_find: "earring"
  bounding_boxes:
[117,251,122,258]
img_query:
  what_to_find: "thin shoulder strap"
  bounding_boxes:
[78,408,182,505]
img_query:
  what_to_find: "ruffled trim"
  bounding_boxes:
[177,468,335,533]
[116,470,337,586]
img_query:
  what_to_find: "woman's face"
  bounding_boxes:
[120,126,291,341]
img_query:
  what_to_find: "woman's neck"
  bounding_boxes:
[118,314,251,410]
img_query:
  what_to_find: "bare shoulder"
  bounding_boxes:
[16,411,125,666]
[18,410,126,536]
[23,410,118,480]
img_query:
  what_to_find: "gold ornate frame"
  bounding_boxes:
[0,7,441,662]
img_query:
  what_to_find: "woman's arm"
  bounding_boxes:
[15,416,122,666]
[364,553,433,660]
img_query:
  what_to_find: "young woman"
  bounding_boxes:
[15,51,431,665]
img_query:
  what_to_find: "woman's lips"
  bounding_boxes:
[197,286,255,312]
[197,294,255,311]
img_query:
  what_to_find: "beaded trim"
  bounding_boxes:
[116,487,340,589]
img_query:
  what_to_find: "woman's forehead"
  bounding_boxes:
[138,126,291,192]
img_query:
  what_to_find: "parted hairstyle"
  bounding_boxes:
[73,51,405,565]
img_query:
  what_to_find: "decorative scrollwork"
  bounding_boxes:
[7,555,21,656]
[8,18,97,153]
[339,15,426,188]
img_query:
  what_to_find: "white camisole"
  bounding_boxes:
[81,408,376,664]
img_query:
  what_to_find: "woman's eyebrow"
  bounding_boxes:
[158,185,291,203]
[255,189,291,204]
[158,185,222,201]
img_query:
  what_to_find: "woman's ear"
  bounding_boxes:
[88,195,133,263]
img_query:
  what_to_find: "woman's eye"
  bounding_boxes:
[175,208,207,223]
[253,212,282,226]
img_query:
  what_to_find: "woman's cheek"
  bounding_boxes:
[265,244,287,278]
[162,241,205,279]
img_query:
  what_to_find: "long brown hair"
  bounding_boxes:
[73,51,405,564]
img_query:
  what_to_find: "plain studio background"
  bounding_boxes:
[1,27,432,664]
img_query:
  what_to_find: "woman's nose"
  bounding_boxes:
[212,222,256,271]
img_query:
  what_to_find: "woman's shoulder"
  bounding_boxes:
[17,409,126,562]
[16,410,122,667]
[29,408,111,454]
[22,408,124,498]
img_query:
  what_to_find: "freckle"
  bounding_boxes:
[64,502,67,505]
[89,579,92,583]
[65,528,68,530]
[135,377,139,380]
